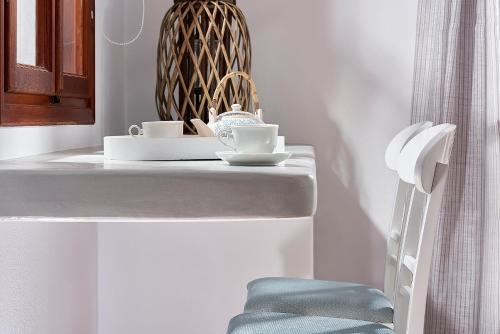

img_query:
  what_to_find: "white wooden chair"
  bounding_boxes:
[243,122,433,324]
[227,123,456,334]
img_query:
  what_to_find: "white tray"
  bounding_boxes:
[104,135,286,161]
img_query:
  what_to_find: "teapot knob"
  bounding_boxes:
[231,104,242,112]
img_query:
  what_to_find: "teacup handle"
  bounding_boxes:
[217,129,236,151]
[129,125,143,138]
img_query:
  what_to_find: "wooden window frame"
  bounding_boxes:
[0,0,95,126]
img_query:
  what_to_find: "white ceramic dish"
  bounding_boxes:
[216,151,292,166]
[104,136,286,161]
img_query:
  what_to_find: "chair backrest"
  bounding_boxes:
[383,122,433,303]
[392,124,457,334]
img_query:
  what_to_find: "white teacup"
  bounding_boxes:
[218,124,279,154]
[129,121,184,138]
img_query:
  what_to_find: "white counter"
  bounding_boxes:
[0,146,316,220]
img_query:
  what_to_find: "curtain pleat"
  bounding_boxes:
[481,1,500,332]
[411,0,500,333]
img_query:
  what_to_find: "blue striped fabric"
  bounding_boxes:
[228,312,395,334]
[244,278,393,324]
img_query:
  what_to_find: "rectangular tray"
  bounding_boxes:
[104,135,286,161]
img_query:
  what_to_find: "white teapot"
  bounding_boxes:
[191,71,264,137]
[208,103,263,136]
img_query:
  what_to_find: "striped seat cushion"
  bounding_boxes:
[244,278,393,324]
[228,312,395,334]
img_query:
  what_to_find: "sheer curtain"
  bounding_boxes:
[411,0,500,333]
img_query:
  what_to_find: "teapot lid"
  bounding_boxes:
[231,104,242,112]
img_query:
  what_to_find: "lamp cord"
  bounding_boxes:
[102,0,145,46]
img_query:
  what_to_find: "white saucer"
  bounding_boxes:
[216,151,292,166]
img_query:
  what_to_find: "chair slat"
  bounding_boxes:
[399,285,412,298]
[402,255,417,275]
[384,181,414,303]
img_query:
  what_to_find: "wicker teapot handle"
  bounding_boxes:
[209,71,260,116]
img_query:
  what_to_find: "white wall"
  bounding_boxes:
[120,0,418,288]
[98,218,313,334]
[0,1,126,333]
[122,0,167,127]
[239,0,418,286]
[0,222,97,334]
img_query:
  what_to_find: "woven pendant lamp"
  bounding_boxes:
[156,0,252,134]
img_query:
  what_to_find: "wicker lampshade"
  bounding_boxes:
[156,0,252,134]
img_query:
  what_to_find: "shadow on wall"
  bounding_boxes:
[240,0,415,287]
